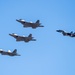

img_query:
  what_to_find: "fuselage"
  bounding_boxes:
[21,22,41,28]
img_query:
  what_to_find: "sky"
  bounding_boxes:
[0,0,75,75]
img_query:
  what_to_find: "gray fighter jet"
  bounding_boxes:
[56,30,75,37]
[9,33,36,42]
[16,19,44,29]
[0,49,20,56]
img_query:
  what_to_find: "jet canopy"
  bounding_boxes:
[12,33,18,35]
[8,50,11,53]
[30,21,33,23]
[0,49,3,51]
[19,19,25,22]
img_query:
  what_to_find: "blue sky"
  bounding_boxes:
[0,0,75,75]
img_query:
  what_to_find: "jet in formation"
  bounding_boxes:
[56,30,75,37]
[9,33,36,42]
[0,49,20,56]
[16,19,44,29]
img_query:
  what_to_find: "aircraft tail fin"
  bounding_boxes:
[28,34,32,37]
[36,20,40,23]
[13,49,17,54]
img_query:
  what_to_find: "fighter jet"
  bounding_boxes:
[56,30,75,37]
[9,33,36,42]
[16,19,44,29]
[0,49,20,56]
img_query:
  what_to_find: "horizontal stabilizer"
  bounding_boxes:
[31,39,36,41]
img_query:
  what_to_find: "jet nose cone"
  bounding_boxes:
[9,34,11,35]
[9,34,13,36]
[16,19,19,21]
[56,30,58,31]
[56,30,64,33]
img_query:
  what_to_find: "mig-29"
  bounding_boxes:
[56,30,75,37]
[9,33,36,42]
[16,19,44,29]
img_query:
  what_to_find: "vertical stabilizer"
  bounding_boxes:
[28,34,32,37]
[36,20,40,23]
[13,49,17,54]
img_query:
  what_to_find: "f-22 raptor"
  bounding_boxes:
[16,19,44,29]
[0,49,20,56]
[56,30,75,37]
[9,33,36,42]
